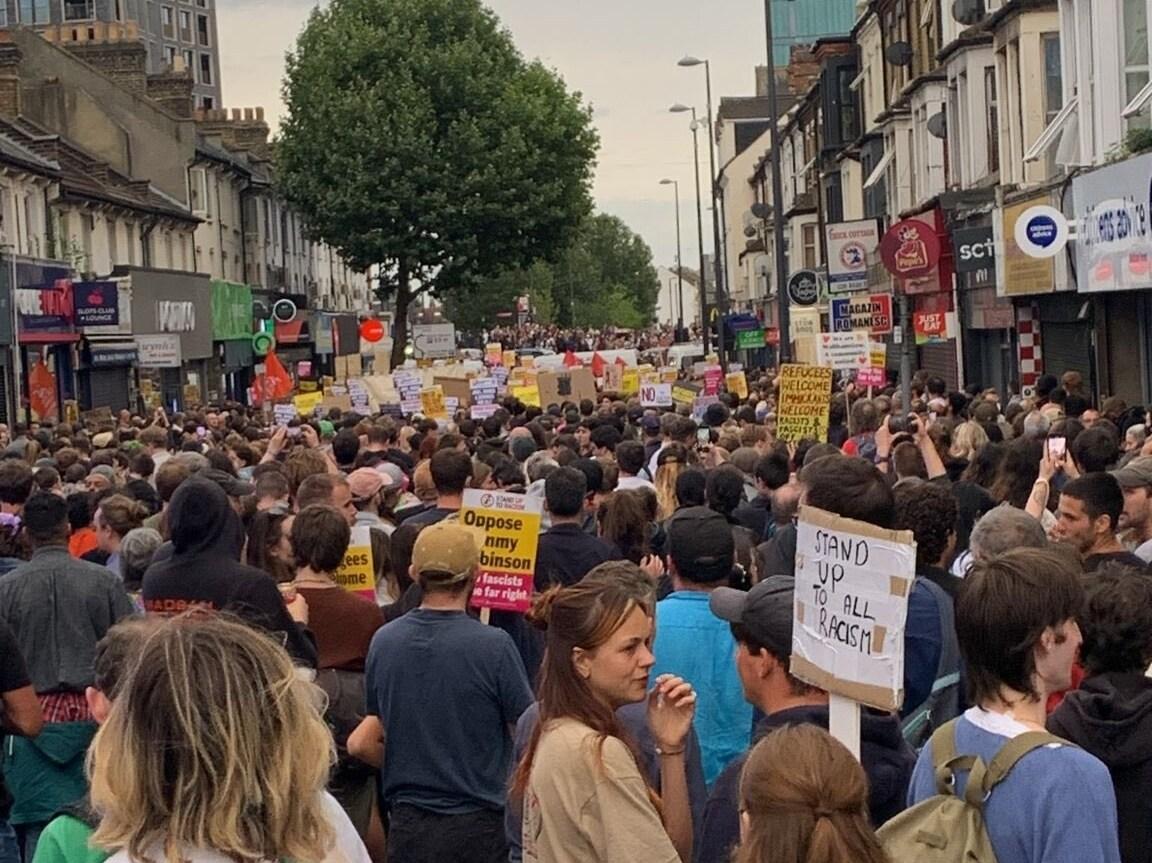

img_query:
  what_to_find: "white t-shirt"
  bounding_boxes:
[105,792,370,863]
[616,475,656,493]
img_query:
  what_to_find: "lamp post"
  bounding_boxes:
[669,103,709,354]
[659,178,685,337]
[761,2,792,364]
[679,56,727,365]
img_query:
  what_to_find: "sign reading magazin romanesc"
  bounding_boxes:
[461,489,543,613]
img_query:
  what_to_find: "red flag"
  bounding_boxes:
[563,349,581,368]
[591,352,605,378]
[263,350,294,399]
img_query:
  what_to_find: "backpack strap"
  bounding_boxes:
[981,731,1069,793]
[928,719,979,797]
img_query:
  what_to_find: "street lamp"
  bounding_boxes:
[659,178,685,335]
[679,55,727,366]
[761,3,792,364]
[669,103,710,354]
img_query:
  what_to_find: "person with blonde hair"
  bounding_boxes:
[950,420,990,464]
[514,578,697,863]
[87,615,369,863]
[654,443,690,521]
[734,724,889,863]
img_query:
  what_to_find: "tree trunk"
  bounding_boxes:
[390,259,411,369]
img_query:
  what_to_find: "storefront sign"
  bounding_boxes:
[135,334,182,367]
[829,294,893,336]
[914,310,948,345]
[17,280,73,332]
[157,300,196,333]
[1071,150,1152,292]
[952,227,996,274]
[999,195,1056,296]
[1014,206,1069,259]
[736,328,766,349]
[787,269,820,306]
[789,306,820,340]
[463,489,543,613]
[73,282,119,327]
[879,219,940,280]
[825,220,878,293]
[89,343,137,367]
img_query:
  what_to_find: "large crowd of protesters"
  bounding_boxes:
[0,359,1151,863]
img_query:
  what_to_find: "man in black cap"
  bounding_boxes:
[696,576,915,863]
[652,507,751,788]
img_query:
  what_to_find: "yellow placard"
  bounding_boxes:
[776,364,834,443]
[487,343,504,365]
[462,490,543,613]
[521,355,536,369]
[661,367,680,383]
[511,384,541,408]
[503,350,517,369]
[293,391,324,416]
[725,371,749,400]
[332,525,375,601]
[420,385,447,419]
[621,370,640,396]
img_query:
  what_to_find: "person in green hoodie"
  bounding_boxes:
[32,617,163,863]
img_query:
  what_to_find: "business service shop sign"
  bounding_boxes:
[1072,151,1152,293]
[825,220,879,293]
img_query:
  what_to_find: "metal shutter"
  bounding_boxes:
[918,341,960,391]
[1040,322,1092,384]
[84,368,130,413]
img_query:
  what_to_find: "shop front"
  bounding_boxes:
[14,259,79,424]
[77,280,135,413]
[125,268,213,411]
[951,223,1016,396]
[210,280,254,404]
[1071,153,1152,404]
[332,313,362,379]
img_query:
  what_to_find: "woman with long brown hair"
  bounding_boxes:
[514,579,696,863]
[734,724,889,863]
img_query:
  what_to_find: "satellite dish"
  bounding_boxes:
[927,111,947,139]
[751,202,772,219]
[885,42,914,66]
[744,224,758,238]
[951,0,985,25]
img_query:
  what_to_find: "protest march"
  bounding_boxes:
[0,326,1148,863]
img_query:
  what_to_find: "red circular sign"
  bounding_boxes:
[879,219,940,279]
[360,318,385,343]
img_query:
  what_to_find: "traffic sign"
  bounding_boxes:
[411,323,457,359]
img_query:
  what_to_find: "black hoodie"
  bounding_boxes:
[141,477,317,667]
[1048,672,1152,863]
[696,704,916,863]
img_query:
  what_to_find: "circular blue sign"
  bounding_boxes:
[1026,215,1058,248]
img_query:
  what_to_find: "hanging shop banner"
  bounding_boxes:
[952,226,996,275]
[73,282,120,327]
[829,294,893,335]
[825,220,879,293]
[879,219,941,280]
[462,489,543,613]
[28,360,58,422]
[776,364,834,442]
[998,195,1056,296]
[914,310,949,345]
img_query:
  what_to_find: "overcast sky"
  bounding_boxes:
[217,0,769,271]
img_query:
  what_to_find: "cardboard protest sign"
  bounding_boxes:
[603,363,623,392]
[702,367,724,396]
[462,489,543,613]
[791,505,915,712]
[672,380,701,407]
[621,369,640,396]
[486,343,504,365]
[776,364,834,442]
[435,376,473,408]
[293,391,323,416]
[272,404,297,427]
[471,403,500,420]
[420,386,447,419]
[511,384,541,408]
[502,350,517,369]
[333,525,376,602]
[538,368,596,408]
[725,371,748,400]
[817,331,869,371]
[640,382,673,408]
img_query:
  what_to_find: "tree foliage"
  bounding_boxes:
[448,213,659,332]
[276,0,599,363]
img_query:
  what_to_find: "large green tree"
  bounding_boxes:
[449,212,659,331]
[276,0,599,364]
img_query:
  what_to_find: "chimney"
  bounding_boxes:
[786,44,821,96]
[50,21,149,95]
[0,39,21,118]
[146,67,194,119]
[194,106,272,156]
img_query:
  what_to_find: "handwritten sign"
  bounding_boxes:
[857,367,886,388]
[293,391,323,416]
[702,367,724,396]
[817,331,869,371]
[511,384,540,408]
[462,489,543,613]
[621,369,640,396]
[776,364,834,442]
[273,404,297,427]
[725,370,748,400]
[333,525,376,602]
[420,385,447,419]
[791,506,914,712]
[640,382,673,408]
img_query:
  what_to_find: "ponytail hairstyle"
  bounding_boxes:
[96,494,149,540]
[735,724,889,863]
[512,561,657,801]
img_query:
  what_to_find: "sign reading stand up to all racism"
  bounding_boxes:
[791,505,915,712]
[462,489,543,614]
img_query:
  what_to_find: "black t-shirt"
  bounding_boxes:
[0,619,31,820]
[1085,551,1149,573]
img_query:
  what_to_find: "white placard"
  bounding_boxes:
[816,331,869,371]
[791,505,915,712]
[471,403,500,420]
[640,382,673,408]
[273,404,297,427]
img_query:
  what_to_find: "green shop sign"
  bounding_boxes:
[210,281,253,341]
[736,329,765,350]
